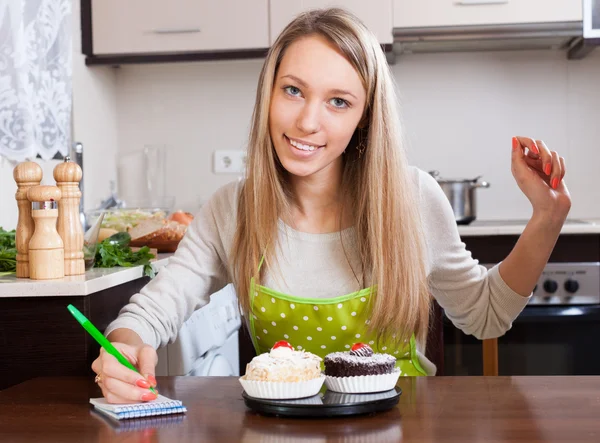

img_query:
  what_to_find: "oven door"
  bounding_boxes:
[443,305,600,376]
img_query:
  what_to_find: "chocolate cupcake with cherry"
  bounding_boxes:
[323,343,400,393]
[239,340,325,399]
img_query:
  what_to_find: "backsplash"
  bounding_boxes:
[2,49,598,229]
[114,49,600,220]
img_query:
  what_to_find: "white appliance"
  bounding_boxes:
[584,0,600,38]
[155,284,241,376]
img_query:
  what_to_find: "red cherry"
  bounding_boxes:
[272,340,293,350]
[351,342,367,352]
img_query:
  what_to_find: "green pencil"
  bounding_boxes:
[67,304,157,395]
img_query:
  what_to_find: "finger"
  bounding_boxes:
[514,136,540,156]
[524,155,543,172]
[138,345,159,388]
[102,376,157,404]
[535,140,554,176]
[550,151,562,190]
[560,156,566,181]
[511,137,533,179]
[100,386,132,405]
[101,351,153,389]
[92,356,102,376]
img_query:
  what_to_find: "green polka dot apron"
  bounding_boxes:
[248,258,427,377]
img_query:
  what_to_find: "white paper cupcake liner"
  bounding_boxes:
[239,374,326,400]
[324,368,400,393]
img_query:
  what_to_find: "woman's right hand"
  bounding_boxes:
[91,342,158,404]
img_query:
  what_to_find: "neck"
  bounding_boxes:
[286,159,350,233]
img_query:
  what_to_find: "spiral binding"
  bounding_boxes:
[94,398,187,420]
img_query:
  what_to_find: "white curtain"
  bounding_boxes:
[0,0,72,162]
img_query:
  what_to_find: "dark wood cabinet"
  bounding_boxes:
[0,277,149,390]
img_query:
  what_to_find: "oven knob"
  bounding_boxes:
[543,279,558,294]
[564,279,579,294]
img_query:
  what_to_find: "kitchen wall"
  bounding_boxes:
[2,45,598,228]
[114,49,600,220]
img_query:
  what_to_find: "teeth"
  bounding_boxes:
[289,138,318,151]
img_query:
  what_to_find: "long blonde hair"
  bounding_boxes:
[232,8,431,347]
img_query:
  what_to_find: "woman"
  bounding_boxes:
[93,8,571,403]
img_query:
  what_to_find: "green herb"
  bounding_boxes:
[0,228,155,278]
[94,232,156,278]
[0,228,17,273]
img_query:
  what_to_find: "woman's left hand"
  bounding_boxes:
[511,136,571,221]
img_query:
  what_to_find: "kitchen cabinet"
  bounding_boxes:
[270,1,393,44]
[0,258,170,390]
[0,278,149,390]
[393,0,583,28]
[88,0,269,56]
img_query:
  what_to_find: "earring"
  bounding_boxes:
[356,129,366,158]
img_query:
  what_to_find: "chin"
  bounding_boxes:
[279,159,318,178]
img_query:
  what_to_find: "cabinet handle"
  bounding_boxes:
[455,0,508,5]
[150,28,201,35]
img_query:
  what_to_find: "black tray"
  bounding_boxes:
[242,386,401,418]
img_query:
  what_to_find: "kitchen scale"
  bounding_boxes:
[242,386,401,418]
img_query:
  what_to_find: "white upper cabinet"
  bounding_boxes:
[393,0,583,28]
[270,1,394,44]
[91,0,269,55]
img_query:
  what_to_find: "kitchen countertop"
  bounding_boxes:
[2,376,600,443]
[458,219,600,236]
[0,254,171,297]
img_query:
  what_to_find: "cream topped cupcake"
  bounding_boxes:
[240,341,325,399]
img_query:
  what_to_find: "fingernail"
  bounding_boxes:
[551,177,559,189]
[544,164,551,175]
[136,379,151,389]
[531,144,540,155]
[512,137,518,151]
[147,375,157,387]
[141,393,157,401]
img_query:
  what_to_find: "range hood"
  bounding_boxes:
[392,21,591,59]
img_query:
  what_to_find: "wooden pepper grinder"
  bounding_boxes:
[13,162,43,278]
[53,157,85,275]
[27,185,65,280]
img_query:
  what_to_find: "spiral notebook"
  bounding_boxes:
[89,395,187,420]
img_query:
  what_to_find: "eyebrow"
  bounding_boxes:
[280,74,359,100]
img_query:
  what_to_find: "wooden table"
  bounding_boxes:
[1,376,599,442]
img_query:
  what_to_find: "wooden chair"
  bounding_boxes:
[427,300,498,376]
[239,301,499,376]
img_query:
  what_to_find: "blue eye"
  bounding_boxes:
[284,86,302,97]
[330,98,349,109]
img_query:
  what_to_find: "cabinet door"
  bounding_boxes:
[270,1,393,44]
[92,0,269,55]
[394,0,583,28]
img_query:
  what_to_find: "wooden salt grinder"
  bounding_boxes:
[13,162,43,278]
[53,157,85,275]
[27,186,64,280]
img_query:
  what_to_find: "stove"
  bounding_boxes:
[529,262,600,305]
[448,220,600,376]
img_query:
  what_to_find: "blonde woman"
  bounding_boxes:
[93,8,571,403]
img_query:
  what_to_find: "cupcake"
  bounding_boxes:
[239,340,325,399]
[324,343,400,393]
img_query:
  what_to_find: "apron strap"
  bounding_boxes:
[258,255,265,272]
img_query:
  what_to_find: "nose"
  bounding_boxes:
[296,101,321,134]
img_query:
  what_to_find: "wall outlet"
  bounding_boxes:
[213,150,247,174]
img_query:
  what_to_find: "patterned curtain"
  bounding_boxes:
[0,0,72,162]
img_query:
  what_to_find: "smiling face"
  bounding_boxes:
[269,34,367,181]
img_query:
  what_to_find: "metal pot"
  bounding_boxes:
[429,171,490,225]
